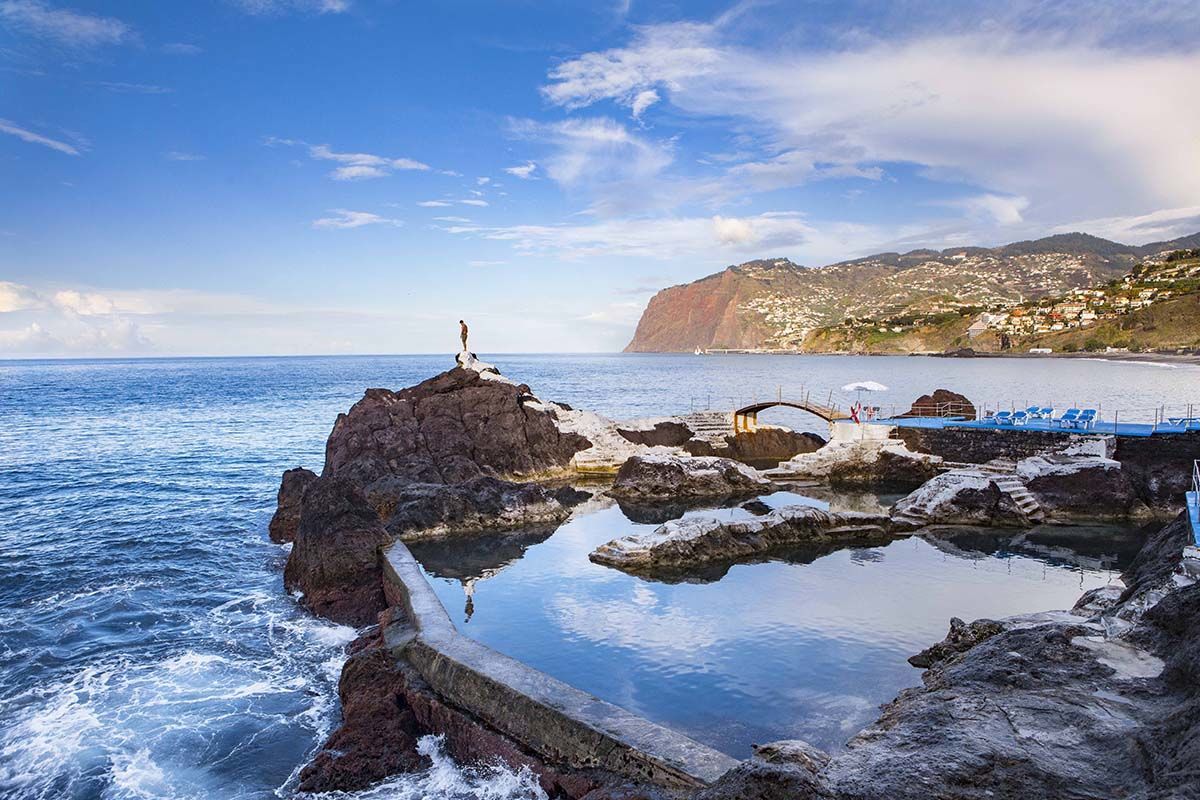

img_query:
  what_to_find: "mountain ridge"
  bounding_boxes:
[624,231,1200,353]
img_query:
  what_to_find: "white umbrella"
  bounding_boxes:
[842,381,888,422]
[842,381,888,393]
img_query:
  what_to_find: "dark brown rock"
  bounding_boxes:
[375,475,572,540]
[616,420,694,448]
[323,367,591,497]
[283,476,388,626]
[609,454,771,503]
[268,467,317,543]
[298,625,425,793]
[826,446,941,492]
[907,616,1006,668]
[687,427,826,464]
[1019,455,1149,520]
[900,388,977,419]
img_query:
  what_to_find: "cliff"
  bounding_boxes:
[625,231,1200,353]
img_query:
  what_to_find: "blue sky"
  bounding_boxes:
[2,0,1199,356]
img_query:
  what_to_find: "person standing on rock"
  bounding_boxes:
[459,319,469,352]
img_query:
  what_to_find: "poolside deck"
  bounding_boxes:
[877,416,1197,438]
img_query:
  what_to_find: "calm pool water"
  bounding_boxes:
[0,353,1190,797]
[411,491,1144,758]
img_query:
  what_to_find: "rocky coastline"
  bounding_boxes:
[270,356,1200,799]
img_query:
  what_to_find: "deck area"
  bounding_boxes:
[877,415,1197,438]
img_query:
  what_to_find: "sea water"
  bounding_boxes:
[0,353,1196,798]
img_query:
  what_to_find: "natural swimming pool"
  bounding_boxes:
[410,489,1145,758]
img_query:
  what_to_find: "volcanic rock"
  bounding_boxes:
[899,389,977,419]
[590,504,891,576]
[778,439,942,491]
[686,427,826,464]
[268,466,317,543]
[615,420,694,448]
[608,454,772,503]
[1016,454,1150,520]
[907,616,1006,668]
[373,475,575,541]
[889,470,1026,529]
[283,476,389,626]
[323,366,591,496]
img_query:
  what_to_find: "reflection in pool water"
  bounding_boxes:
[409,491,1142,758]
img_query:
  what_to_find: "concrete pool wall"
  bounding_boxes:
[379,540,740,791]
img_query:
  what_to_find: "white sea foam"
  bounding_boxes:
[309,735,548,800]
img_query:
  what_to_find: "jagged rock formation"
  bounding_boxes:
[590,504,892,577]
[268,466,317,543]
[772,436,942,491]
[283,476,389,626]
[625,232,1200,352]
[698,513,1200,800]
[608,454,772,503]
[899,389,977,419]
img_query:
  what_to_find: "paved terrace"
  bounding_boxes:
[877,415,1198,438]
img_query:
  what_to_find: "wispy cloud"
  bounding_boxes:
[1051,205,1200,245]
[165,151,204,161]
[161,42,202,55]
[91,81,173,94]
[504,161,537,179]
[540,18,1200,228]
[0,0,134,47]
[460,199,488,207]
[417,200,451,207]
[228,0,350,15]
[468,259,506,267]
[311,209,401,229]
[0,118,82,155]
[266,137,431,180]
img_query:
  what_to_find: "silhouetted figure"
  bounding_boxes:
[459,319,469,351]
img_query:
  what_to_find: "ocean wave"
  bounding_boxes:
[309,735,548,800]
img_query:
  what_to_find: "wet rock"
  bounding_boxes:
[752,740,830,773]
[268,466,317,543]
[899,389,977,419]
[591,504,892,576]
[372,475,574,541]
[298,625,425,792]
[907,616,1005,668]
[609,454,772,503]
[323,366,591,495]
[283,476,389,626]
[695,758,831,800]
[740,499,773,516]
[687,427,826,464]
[616,420,694,448]
[890,470,1026,529]
[827,445,941,491]
[1017,454,1150,520]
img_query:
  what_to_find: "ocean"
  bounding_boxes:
[1,353,1197,799]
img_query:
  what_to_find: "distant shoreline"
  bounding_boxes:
[677,349,1200,365]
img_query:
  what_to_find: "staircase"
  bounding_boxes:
[992,474,1045,524]
[679,411,734,447]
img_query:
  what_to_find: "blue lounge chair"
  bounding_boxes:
[1025,405,1042,418]
[994,410,1014,425]
[1078,409,1097,429]
[1057,409,1080,428]
[1039,406,1054,418]
[1011,411,1029,425]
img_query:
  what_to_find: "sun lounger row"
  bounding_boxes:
[986,408,1098,428]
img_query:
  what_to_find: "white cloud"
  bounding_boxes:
[630,88,659,118]
[440,210,910,264]
[949,194,1031,226]
[0,281,42,312]
[460,199,489,207]
[161,42,202,55]
[467,259,506,267]
[1051,205,1200,245]
[165,151,204,161]
[541,20,1200,227]
[418,200,452,207]
[0,0,134,47]
[267,139,431,180]
[476,176,491,186]
[229,0,349,14]
[504,161,537,179]
[311,209,401,229]
[91,81,173,94]
[433,215,471,223]
[0,118,82,155]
